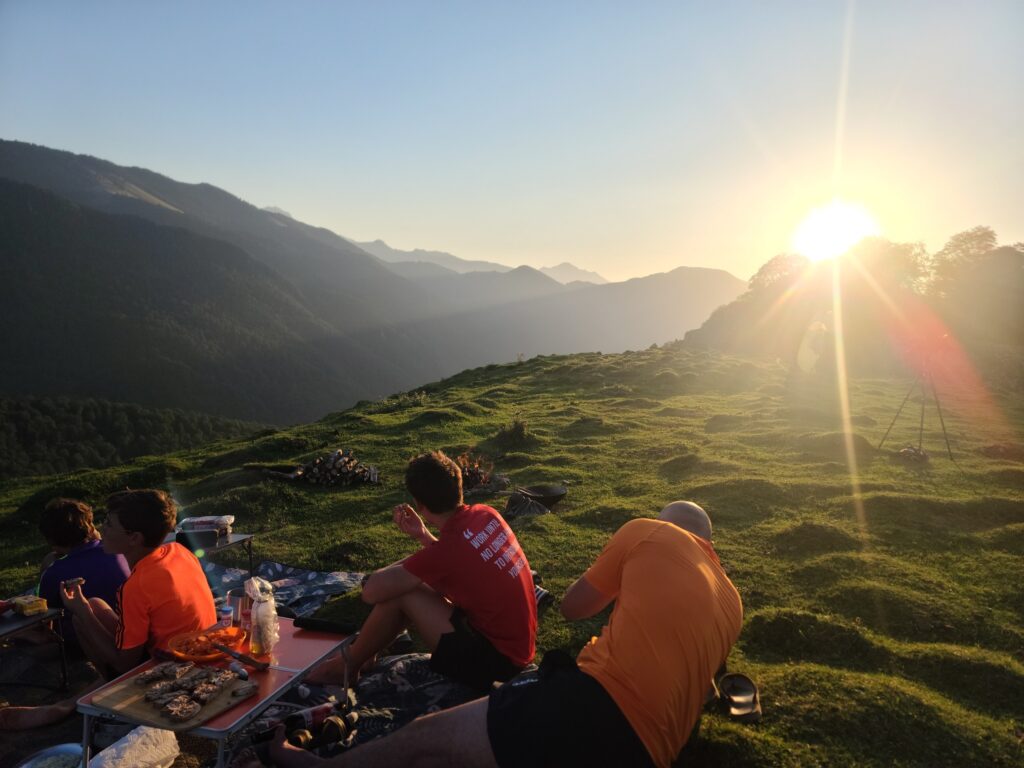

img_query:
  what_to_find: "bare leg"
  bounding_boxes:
[0,599,117,730]
[74,598,119,673]
[0,699,77,730]
[306,586,454,686]
[335,697,498,768]
[342,586,454,681]
[0,675,107,730]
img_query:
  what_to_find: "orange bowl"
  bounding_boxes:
[167,625,248,662]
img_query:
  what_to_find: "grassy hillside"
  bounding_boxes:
[1,344,1022,766]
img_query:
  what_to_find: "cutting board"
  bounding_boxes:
[92,665,257,732]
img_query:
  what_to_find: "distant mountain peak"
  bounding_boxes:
[354,240,513,274]
[263,206,293,218]
[539,262,607,285]
[354,238,607,285]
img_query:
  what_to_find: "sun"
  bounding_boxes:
[791,199,881,262]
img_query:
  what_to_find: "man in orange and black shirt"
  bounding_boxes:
[61,489,216,675]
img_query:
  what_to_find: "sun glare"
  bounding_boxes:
[791,200,881,262]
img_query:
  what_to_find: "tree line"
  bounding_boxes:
[0,396,262,479]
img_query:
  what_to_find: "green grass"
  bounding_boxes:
[2,343,1022,766]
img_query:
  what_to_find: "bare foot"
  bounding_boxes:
[0,699,76,729]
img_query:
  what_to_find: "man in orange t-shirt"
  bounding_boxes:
[268,501,742,768]
[61,489,216,675]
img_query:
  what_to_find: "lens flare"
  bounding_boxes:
[792,200,881,262]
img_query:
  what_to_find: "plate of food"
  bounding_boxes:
[167,625,247,662]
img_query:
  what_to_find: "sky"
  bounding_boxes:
[1,1,1021,282]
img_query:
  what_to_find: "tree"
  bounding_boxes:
[748,254,810,292]
[847,237,929,293]
[929,226,997,297]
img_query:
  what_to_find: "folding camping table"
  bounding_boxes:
[77,618,350,767]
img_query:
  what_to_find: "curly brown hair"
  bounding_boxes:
[405,451,463,514]
[39,498,99,548]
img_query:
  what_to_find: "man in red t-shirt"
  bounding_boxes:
[315,451,537,692]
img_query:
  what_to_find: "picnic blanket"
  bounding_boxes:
[200,560,364,617]
[201,559,552,617]
[340,653,481,746]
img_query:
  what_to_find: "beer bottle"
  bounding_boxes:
[288,729,314,748]
[283,701,341,733]
[313,715,348,748]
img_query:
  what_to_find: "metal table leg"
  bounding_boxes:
[82,712,94,767]
[54,612,69,691]
[216,735,228,768]
[246,538,254,577]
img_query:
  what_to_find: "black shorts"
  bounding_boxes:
[486,650,655,768]
[430,607,523,693]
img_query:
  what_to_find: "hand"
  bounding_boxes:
[393,504,430,543]
[59,582,90,618]
[269,724,325,767]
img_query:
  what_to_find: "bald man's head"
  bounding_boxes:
[658,501,712,541]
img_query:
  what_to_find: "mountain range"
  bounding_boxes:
[0,139,745,423]
[356,239,608,284]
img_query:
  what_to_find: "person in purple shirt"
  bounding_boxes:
[37,498,130,650]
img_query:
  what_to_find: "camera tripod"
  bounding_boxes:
[877,370,962,470]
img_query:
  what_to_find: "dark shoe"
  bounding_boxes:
[717,673,761,723]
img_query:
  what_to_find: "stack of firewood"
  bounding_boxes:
[294,449,381,486]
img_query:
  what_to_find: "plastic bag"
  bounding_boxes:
[245,576,280,656]
[92,725,180,768]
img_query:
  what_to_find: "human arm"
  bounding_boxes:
[393,504,437,546]
[560,521,643,621]
[37,560,61,605]
[60,583,145,673]
[560,575,615,621]
[39,551,60,580]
